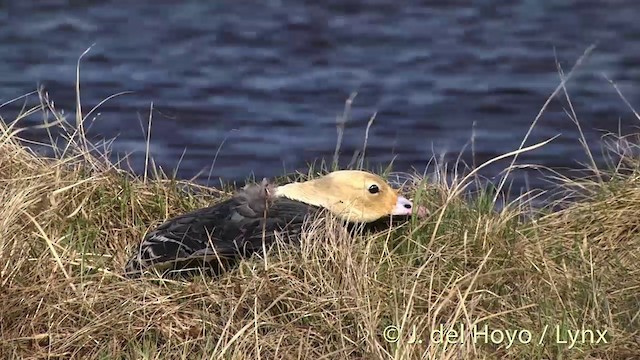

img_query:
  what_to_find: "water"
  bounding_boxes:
[2,1,640,195]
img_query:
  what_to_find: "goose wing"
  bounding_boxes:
[124,180,319,276]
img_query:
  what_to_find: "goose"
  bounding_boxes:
[124,170,427,277]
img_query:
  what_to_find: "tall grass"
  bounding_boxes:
[1,56,639,359]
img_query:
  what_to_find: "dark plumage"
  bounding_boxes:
[124,180,320,277]
[124,170,427,278]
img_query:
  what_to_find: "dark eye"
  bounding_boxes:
[368,184,380,194]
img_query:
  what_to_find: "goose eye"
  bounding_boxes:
[368,184,380,194]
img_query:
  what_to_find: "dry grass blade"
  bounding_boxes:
[493,44,596,205]
[20,210,77,293]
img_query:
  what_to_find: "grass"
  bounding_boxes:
[1,59,640,358]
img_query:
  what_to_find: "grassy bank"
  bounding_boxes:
[1,91,639,360]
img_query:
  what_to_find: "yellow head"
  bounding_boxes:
[275,170,424,222]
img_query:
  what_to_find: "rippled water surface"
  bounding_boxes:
[2,1,640,194]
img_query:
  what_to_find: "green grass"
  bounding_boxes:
[1,112,637,360]
[1,56,639,358]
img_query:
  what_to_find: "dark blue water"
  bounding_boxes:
[2,1,640,194]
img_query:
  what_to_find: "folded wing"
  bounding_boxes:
[124,179,319,277]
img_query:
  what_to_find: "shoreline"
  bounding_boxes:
[1,93,637,359]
